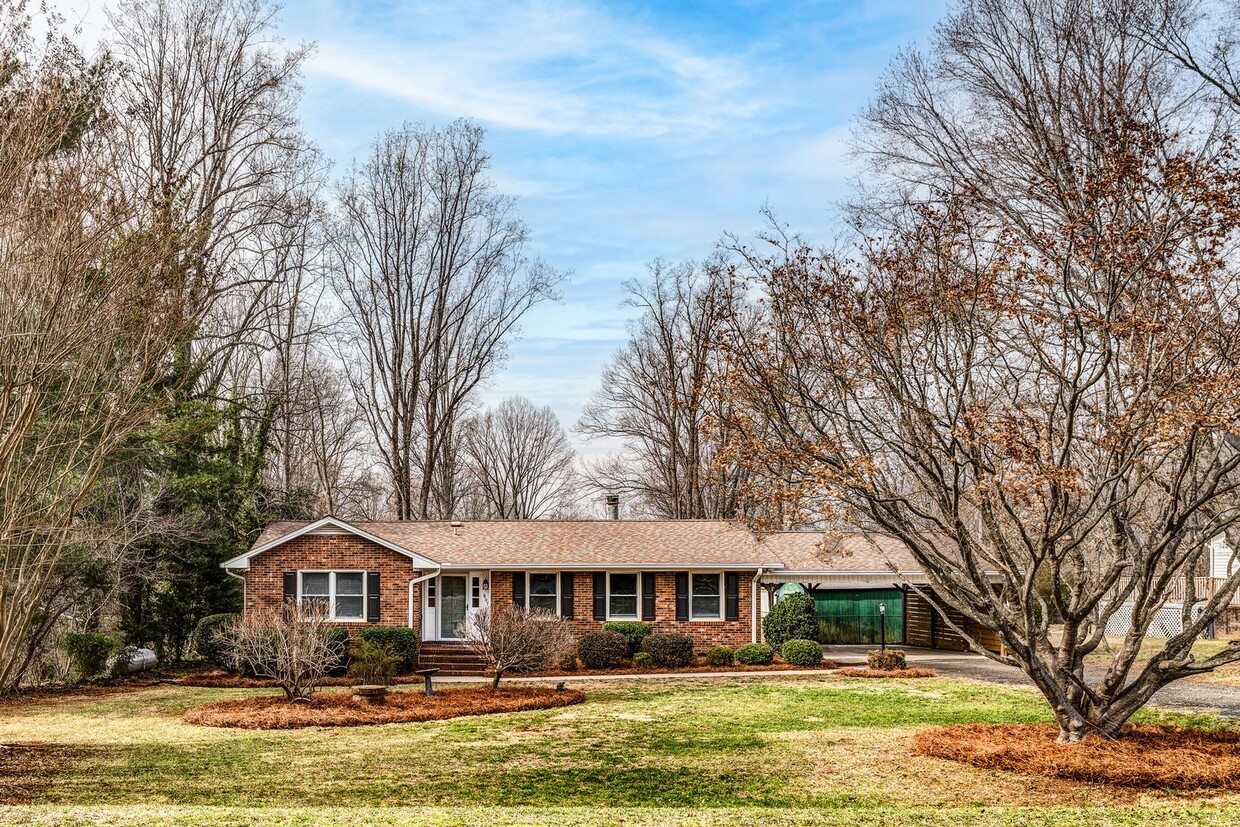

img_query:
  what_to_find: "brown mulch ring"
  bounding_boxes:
[183,685,585,729]
[0,742,91,803]
[176,669,427,689]
[834,667,936,679]
[912,723,1240,790]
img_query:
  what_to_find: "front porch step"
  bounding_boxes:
[417,642,490,676]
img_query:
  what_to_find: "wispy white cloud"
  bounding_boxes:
[302,0,772,139]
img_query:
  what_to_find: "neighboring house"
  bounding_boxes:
[220,516,997,668]
[1101,535,1240,638]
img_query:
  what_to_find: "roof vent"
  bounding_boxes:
[605,494,620,521]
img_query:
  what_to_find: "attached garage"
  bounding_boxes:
[759,530,1004,654]
[777,584,903,645]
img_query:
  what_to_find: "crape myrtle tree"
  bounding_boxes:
[716,0,1240,742]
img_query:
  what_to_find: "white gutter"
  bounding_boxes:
[226,568,246,609]
[409,567,441,629]
[751,567,765,643]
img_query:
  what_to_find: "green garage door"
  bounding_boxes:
[777,585,904,645]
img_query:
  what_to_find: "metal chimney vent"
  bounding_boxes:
[604,494,620,521]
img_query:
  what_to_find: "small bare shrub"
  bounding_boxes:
[459,603,575,688]
[214,602,347,702]
[867,649,907,670]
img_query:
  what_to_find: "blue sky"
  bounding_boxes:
[64,0,946,455]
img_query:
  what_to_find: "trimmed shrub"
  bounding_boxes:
[633,651,654,670]
[559,652,578,672]
[348,639,400,686]
[601,621,651,656]
[190,613,238,668]
[762,592,819,649]
[640,633,694,667]
[64,632,118,680]
[359,626,418,672]
[780,638,824,667]
[868,649,908,671]
[734,642,774,665]
[704,646,734,667]
[577,631,627,669]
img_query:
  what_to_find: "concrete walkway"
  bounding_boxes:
[433,645,1240,720]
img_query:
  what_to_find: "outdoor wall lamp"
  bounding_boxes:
[482,578,490,593]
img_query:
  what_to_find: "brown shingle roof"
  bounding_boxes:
[250,519,922,572]
[759,530,921,573]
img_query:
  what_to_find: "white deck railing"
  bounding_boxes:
[1111,576,1240,608]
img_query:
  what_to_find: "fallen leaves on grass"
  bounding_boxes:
[183,685,585,729]
[835,668,936,679]
[912,723,1240,789]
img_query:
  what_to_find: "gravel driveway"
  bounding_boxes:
[824,644,1240,719]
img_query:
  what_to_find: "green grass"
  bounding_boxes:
[1,675,1238,825]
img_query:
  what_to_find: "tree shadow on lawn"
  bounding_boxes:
[0,742,99,804]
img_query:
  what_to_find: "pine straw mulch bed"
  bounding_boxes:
[176,669,428,689]
[183,685,585,729]
[912,723,1240,790]
[834,667,936,679]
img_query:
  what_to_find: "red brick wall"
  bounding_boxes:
[244,533,422,636]
[491,571,756,649]
[1216,607,1240,638]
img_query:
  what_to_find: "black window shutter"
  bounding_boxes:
[725,572,740,621]
[282,572,297,606]
[561,572,575,619]
[592,572,607,620]
[641,573,656,620]
[366,571,381,622]
[512,572,526,608]
[675,572,689,621]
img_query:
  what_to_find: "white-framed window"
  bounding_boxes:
[690,572,722,620]
[608,572,639,619]
[528,572,559,613]
[299,570,366,621]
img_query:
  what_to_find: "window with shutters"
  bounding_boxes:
[608,572,639,619]
[528,573,558,613]
[298,570,366,620]
[690,572,722,620]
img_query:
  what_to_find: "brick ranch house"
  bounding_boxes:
[220,516,995,665]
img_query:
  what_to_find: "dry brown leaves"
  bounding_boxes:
[834,667,936,679]
[912,723,1240,789]
[183,685,585,729]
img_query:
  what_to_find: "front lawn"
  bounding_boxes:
[1,675,1238,825]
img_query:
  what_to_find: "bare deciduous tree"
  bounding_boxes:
[0,6,192,693]
[214,602,346,701]
[462,396,578,519]
[578,259,748,518]
[458,603,574,688]
[718,0,1240,742]
[107,0,318,393]
[332,121,560,520]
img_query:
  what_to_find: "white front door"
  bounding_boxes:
[426,571,490,640]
